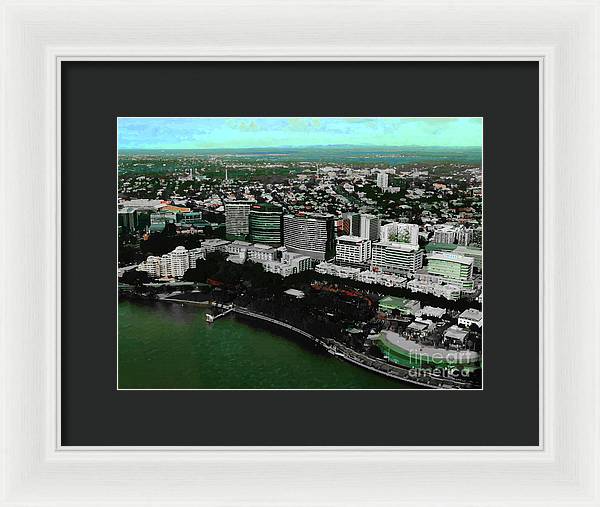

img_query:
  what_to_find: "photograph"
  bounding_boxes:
[117,117,483,390]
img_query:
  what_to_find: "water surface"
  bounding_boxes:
[118,300,413,389]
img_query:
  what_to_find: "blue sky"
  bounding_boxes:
[118,117,483,150]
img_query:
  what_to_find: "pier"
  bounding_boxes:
[207,303,234,322]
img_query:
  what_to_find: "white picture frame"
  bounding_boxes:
[1,0,598,505]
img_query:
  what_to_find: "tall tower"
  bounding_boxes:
[283,213,335,261]
[248,203,283,246]
[225,200,253,239]
[359,214,380,241]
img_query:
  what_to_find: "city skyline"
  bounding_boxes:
[118,117,483,390]
[118,117,483,150]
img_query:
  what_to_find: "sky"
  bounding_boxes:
[117,117,483,150]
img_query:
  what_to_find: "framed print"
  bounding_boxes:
[61,61,538,446]
[2,1,599,506]
[116,115,485,392]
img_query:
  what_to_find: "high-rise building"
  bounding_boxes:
[283,213,335,261]
[137,256,161,277]
[427,252,474,289]
[342,212,361,236]
[376,171,389,189]
[455,225,473,246]
[335,235,372,266]
[248,203,283,245]
[371,241,424,274]
[360,214,380,241]
[433,225,457,244]
[225,200,253,239]
[432,224,473,246]
[137,246,192,279]
[163,246,190,278]
[380,222,419,245]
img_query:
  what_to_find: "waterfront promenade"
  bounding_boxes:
[231,306,478,390]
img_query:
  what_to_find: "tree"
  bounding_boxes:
[121,269,151,286]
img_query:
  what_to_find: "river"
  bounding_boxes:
[118,300,416,389]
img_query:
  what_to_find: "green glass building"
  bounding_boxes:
[427,251,474,289]
[248,203,283,246]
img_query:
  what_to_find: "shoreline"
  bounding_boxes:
[125,294,479,389]
[231,307,476,390]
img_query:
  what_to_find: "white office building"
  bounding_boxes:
[432,224,473,246]
[359,214,380,241]
[335,235,371,266]
[200,238,230,253]
[163,246,190,278]
[371,241,424,274]
[225,200,253,238]
[137,245,213,279]
[137,256,161,277]
[376,171,389,189]
[433,225,457,244]
[455,225,473,246]
[260,252,312,277]
[225,241,280,264]
[247,243,278,261]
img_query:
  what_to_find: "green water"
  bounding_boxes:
[118,300,413,389]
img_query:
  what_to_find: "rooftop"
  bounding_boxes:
[250,243,275,250]
[284,288,305,298]
[425,242,458,252]
[202,238,230,246]
[459,308,483,321]
[225,200,255,205]
[444,325,469,341]
[250,202,282,212]
[337,235,368,243]
[374,241,420,252]
[407,321,429,332]
[421,306,446,317]
[428,252,474,266]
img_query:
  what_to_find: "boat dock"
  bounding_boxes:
[206,303,233,322]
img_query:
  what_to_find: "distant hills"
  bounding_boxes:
[119,144,481,153]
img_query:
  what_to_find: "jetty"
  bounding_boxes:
[206,303,233,323]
